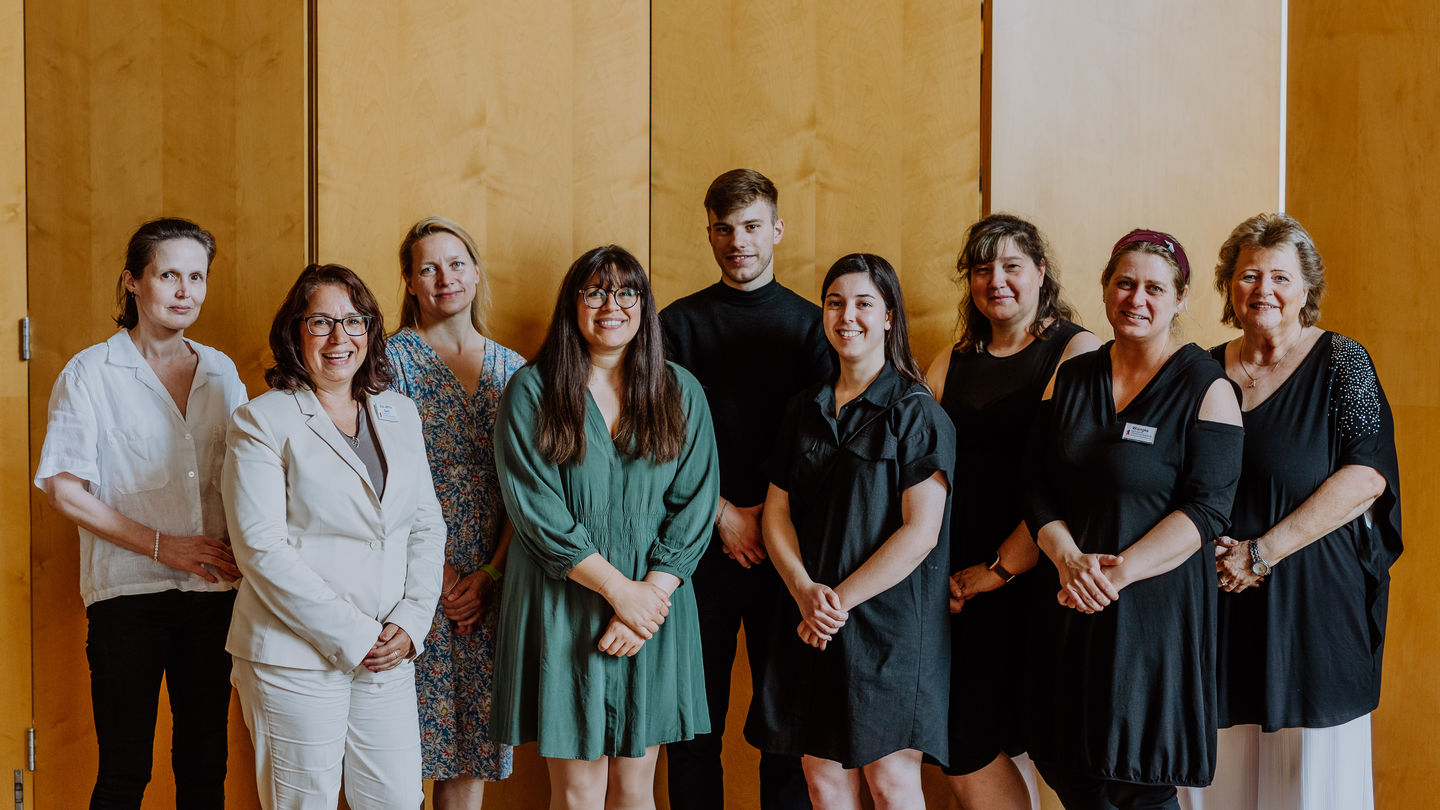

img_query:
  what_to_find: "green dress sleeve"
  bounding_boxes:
[648,365,720,581]
[494,366,599,580]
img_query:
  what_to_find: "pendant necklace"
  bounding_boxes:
[338,402,362,449]
[1239,333,1300,389]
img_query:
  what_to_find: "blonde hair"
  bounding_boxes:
[397,216,491,334]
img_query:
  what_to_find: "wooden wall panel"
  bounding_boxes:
[1,0,32,801]
[316,0,649,361]
[989,0,1284,352]
[315,2,649,805]
[1288,3,1440,807]
[24,0,306,806]
[651,3,980,808]
[651,0,981,367]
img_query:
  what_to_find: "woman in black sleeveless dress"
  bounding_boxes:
[1022,230,1244,810]
[925,214,1099,810]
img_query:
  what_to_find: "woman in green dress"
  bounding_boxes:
[493,244,720,810]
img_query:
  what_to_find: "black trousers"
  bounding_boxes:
[667,541,811,810]
[1035,760,1181,810]
[85,589,236,810]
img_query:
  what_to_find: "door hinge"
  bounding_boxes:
[25,729,33,771]
[18,317,30,362]
[12,768,21,810]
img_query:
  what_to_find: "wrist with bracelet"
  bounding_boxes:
[715,499,729,527]
[988,552,1016,585]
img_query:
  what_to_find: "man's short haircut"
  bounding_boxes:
[704,168,779,220]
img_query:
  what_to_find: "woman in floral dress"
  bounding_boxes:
[387,216,524,808]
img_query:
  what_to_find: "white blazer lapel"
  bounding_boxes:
[296,388,380,502]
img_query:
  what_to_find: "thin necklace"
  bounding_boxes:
[338,403,362,449]
[1239,332,1301,389]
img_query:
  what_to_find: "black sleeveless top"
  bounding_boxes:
[940,319,1084,570]
[935,319,1084,771]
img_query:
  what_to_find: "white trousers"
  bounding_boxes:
[232,657,422,810]
[1179,715,1374,810]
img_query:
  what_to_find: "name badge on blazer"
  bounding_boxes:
[374,403,398,422]
[1122,422,1157,445]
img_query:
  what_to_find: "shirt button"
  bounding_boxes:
[187,471,196,478]
[184,433,192,441]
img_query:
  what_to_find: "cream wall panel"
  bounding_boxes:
[316,0,649,360]
[1288,3,1440,807]
[651,0,980,367]
[25,0,306,806]
[989,0,1283,350]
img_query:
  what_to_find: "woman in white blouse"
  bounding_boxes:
[35,217,249,809]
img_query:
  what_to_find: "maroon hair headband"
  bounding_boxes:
[1111,229,1190,285]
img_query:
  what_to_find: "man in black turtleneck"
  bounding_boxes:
[661,169,832,810]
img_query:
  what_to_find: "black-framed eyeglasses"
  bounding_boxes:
[298,314,372,337]
[577,286,640,309]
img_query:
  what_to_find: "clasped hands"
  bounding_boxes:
[1054,551,1124,614]
[362,622,413,673]
[597,577,673,658]
[791,580,848,651]
[440,563,499,635]
[1214,535,1264,593]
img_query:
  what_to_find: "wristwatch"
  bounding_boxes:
[1247,539,1271,577]
[988,553,1016,584]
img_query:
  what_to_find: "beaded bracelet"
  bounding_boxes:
[152,529,160,561]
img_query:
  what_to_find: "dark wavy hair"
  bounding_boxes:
[533,246,686,466]
[821,253,928,388]
[1214,213,1326,329]
[114,218,217,329]
[264,263,394,398]
[954,213,1076,352]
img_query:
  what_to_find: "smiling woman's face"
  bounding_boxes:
[301,283,369,393]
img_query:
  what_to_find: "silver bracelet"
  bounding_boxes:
[152,529,160,561]
[715,499,729,527]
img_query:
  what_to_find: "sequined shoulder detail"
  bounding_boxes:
[1330,334,1382,441]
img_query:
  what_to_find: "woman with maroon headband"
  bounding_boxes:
[1021,230,1243,809]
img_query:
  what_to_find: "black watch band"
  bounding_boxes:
[988,553,1016,584]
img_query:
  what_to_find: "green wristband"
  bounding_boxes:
[479,563,504,582]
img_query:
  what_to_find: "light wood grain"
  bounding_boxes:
[1,0,32,803]
[1288,3,1440,807]
[650,3,981,808]
[989,0,1283,353]
[650,0,981,373]
[25,0,305,806]
[316,0,649,362]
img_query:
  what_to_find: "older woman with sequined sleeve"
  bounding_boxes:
[1187,213,1402,810]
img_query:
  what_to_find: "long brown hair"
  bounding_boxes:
[533,245,686,465]
[264,263,394,398]
[954,213,1076,352]
[821,253,928,388]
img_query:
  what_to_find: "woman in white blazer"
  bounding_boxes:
[223,263,445,810]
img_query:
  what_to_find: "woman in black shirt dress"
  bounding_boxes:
[747,253,954,810]
[1023,230,1243,810]
[1188,213,1401,810]
[925,214,1099,810]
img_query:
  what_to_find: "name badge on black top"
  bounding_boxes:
[1122,422,1157,445]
